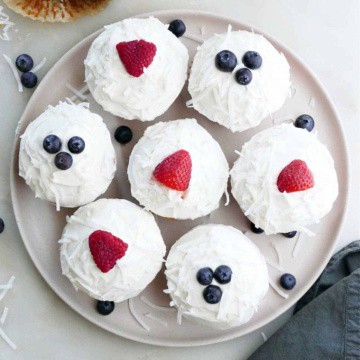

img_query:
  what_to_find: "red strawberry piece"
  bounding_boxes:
[89,230,128,273]
[277,159,315,193]
[116,40,157,77]
[153,150,192,191]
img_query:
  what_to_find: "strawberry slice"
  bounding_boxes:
[116,39,157,77]
[153,150,192,191]
[277,159,314,193]
[89,230,128,273]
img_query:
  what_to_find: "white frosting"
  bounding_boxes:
[19,102,116,208]
[85,17,189,121]
[60,199,166,302]
[230,124,339,234]
[165,224,269,329]
[188,27,290,132]
[128,119,229,220]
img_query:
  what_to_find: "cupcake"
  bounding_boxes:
[19,102,116,209]
[230,124,338,235]
[60,199,166,302]
[188,27,290,132]
[85,17,189,121]
[128,119,229,220]
[165,224,269,329]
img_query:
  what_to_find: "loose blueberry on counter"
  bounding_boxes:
[214,265,232,284]
[203,285,222,304]
[21,72,38,88]
[196,267,213,286]
[68,136,85,154]
[294,114,315,132]
[215,50,237,72]
[282,231,297,238]
[114,126,133,144]
[43,135,62,154]
[242,51,262,70]
[168,19,186,38]
[280,273,296,290]
[0,218,4,234]
[15,54,34,72]
[55,152,73,170]
[96,300,115,315]
[235,68,252,85]
[250,222,264,234]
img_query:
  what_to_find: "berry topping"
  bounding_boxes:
[214,265,232,284]
[21,72,38,88]
[54,152,73,170]
[280,273,296,290]
[0,218,5,234]
[294,114,315,132]
[89,230,128,273]
[203,285,222,304]
[116,40,157,77]
[43,135,62,154]
[15,54,34,72]
[68,136,85,154]
[215,50,238,72]
[250,222,264,234]
[168,19,186,38]
[114,126,133,144]
[277,160,314,193]
[282,231,297,238]
[235,68,252,85]
[96,300,115,315]
[153,150,192,191]
[196,267,214,286]
[242,51,262,69]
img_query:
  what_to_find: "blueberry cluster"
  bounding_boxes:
[215,50,262,85]
[43,135,85,170]
[15,54,38,89]
[196,265,232,304]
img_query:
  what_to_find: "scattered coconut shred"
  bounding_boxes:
[0,6,14,41]
[0,276,16,350]
[128,298,150,332]
[2,54,23,92]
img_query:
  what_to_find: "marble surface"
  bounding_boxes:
[0,0,359,359]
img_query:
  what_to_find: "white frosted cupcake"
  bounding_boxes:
[128,119,229,220]
[85,17,189,121]
[188,27,290,132]
[19,102,116,209]
[60,199,166,302]
[165,224,269,329]
[230,124,338,235]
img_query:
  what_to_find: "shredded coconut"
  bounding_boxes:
[140,295,174,312]
[309,97,315,108]
[3,55,23,92]
[32,57,47,73]
[261,331,268,342]
[271,242,282,265]
[292,232,303,258]
[0,327,16,350]
[0,7,14,41]
[0,307,8,324]
[266,259,284,273]
[224,187,230,206]
[0,276,15,302]
[269,277,289,299]
[144,313,168,326]
[200,26,206,35]
[183,33,204,43]
[66,83,88,101]
[128,299,150,332]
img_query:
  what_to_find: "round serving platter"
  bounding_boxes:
[11,10,349,346]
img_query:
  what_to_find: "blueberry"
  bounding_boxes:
[215,50,237,72]
[21,72,38,88]
[43,135,62,154]
[280,273,296,290]
[214,265,232,284]
[168,19,186,38]
[294,114,315,132]
[15,54,34,72]
[250,222,264,234]
[0,218,5,234]
[114,126,133,144]
[96,300,115,315]
[196,267,213,286]
[54,152,73,170]
[235,68,252,85]
[203,285,222,304]
[68,136,85,154]
[282,231,297,238]
[242,51,262,69]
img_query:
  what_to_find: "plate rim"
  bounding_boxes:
[10,9,350,347]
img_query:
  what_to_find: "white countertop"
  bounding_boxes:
[0,0,359,359]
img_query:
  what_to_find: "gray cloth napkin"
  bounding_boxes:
[249,240,360,360]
